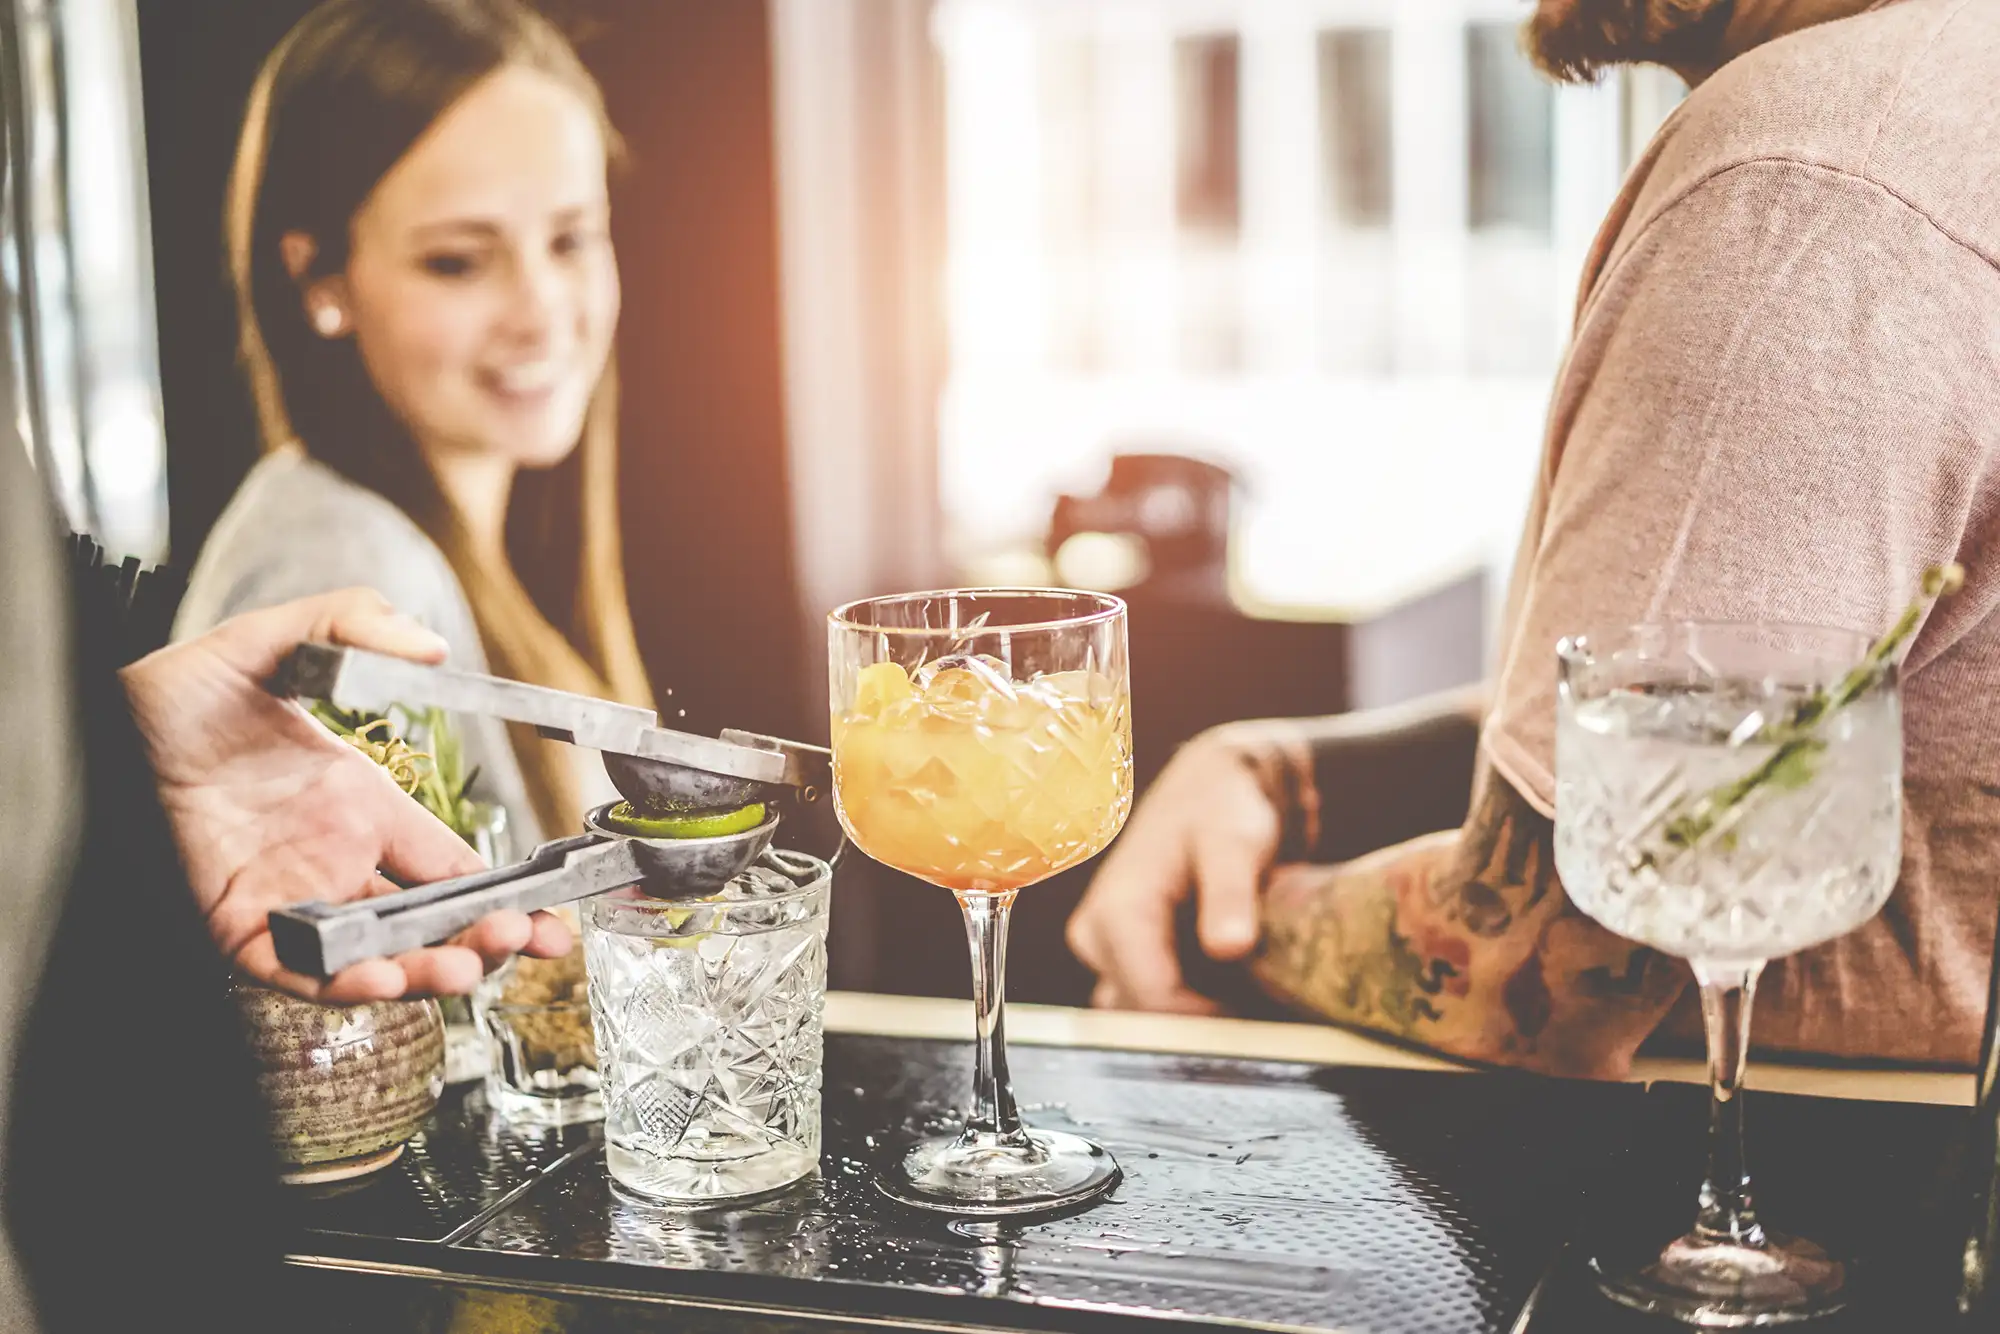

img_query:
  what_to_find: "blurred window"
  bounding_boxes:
[1174,32,1242,373]
[1467,22,1551,234]
[5,0,167,560]
[1320,28,1391,230]
[932,0,1626,623]
[1175,33,1240,235]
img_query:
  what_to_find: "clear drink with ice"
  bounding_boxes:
[583,852,832,1203]
[1555,685,1901,965]
[1553,621,1906,1327]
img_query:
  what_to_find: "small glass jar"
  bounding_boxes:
[584,849,832,1203]
[441,801,512,1085]
[474,903,601,1125]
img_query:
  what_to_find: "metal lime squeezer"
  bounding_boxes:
[263,643,832,979]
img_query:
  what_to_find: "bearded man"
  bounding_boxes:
[1068,0,2000,1075]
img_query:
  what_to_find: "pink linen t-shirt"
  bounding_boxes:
[1484,0,2000,1064]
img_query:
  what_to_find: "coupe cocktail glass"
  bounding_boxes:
[829,589,1133,1214]
[1555,623,1902,1326]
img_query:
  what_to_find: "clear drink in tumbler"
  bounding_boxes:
[583,850,831,1203]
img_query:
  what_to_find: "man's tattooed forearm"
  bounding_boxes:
[1442,765,1559,932]
[1256,839,1459,1039]
[1252,766,1687,1077]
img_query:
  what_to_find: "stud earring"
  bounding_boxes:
[311,301,346,337]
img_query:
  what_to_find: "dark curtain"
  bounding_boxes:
[574,2,807,746]
[136,0,807,748]
[138,0,300,566]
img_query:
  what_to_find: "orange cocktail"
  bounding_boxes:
[827,589,1131,1216]
[831,656,1131,893]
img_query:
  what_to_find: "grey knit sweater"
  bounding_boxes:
[171,448,555,847]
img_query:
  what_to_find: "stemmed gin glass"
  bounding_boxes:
[1554,622,1903,1326]
[829,590,1133,1214]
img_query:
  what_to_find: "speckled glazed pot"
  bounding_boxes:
[232,983,445,1184]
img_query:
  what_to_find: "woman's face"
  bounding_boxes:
[320,66,619,471]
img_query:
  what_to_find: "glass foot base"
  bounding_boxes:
[608,1139,818,1205]
[1594,1229,1846,1328]
[483,1076,603,1128]
[878,1128,1121,1217]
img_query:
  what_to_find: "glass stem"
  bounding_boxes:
[957,889,1028,1146]
[1691,959,1767,1247]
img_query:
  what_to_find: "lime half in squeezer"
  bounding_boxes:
[603,801,767,840]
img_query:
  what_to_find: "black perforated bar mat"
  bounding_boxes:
[284,1081,597,1245]
[288,1034,1976,1332]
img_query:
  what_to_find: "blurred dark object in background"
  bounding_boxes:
[1043,448,1484,786]
[581,2,809,749]
[1048,452,1237,603]
[139,0,303,567]
[63,535,184,666]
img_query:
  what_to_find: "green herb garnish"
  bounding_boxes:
[309,701,486,843]
[1632,563,1963,870]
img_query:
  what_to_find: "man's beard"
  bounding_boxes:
[1526,0,1739,83]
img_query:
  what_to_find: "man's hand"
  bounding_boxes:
[122,588,571,1004]
[1067,722,1302,1014]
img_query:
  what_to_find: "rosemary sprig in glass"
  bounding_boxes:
[308,701,485,843]
[1629,563,1963,871]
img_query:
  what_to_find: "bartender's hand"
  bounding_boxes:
[1067,723,1287,1015]
[122,588,572,1004]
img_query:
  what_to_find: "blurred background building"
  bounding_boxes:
[18,0,1683,1005]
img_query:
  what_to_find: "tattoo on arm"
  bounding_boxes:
[1251,765,1687,1078]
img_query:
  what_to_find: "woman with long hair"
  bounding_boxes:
[175,0,651,846]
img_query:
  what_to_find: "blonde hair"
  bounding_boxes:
[226,0,650,840]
